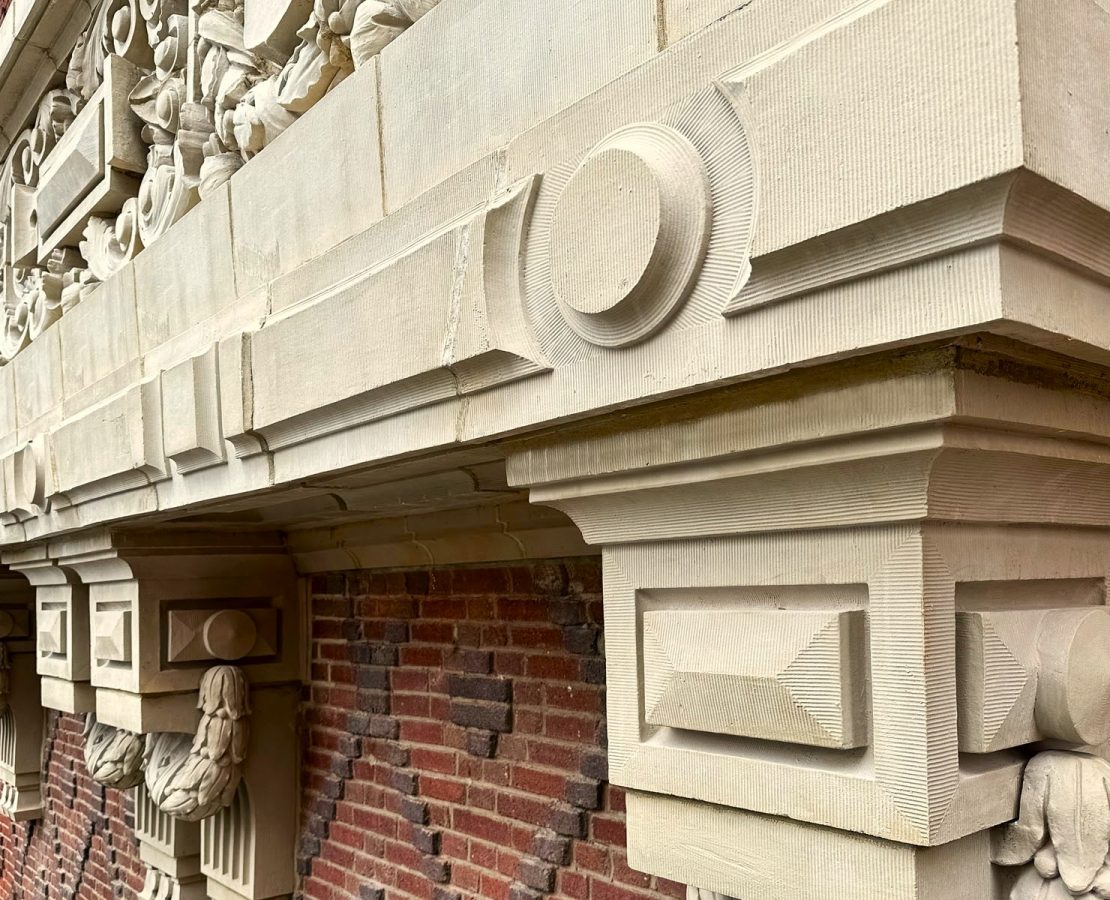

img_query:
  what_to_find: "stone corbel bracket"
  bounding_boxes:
[507,345,1110,899]
[30,527,307,900]
[93,683,298,900]
[85,667,298,900]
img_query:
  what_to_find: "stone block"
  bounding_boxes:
[133,184,236,358]
[245,175,546,450]
[57,270,141,414]
[33,53,144,257]
[12,324,62,438]
[956,604,1110,752]
[229,62,384,296]
[378,0,657,209]
[642,608,868,748]
[46,377,165,507]
[627,792,992,900]
[160,346,225,475]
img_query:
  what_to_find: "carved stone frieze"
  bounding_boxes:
[0,0,442,369]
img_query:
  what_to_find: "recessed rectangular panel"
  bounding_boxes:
[642,608,868,748]
[35,101,104,237]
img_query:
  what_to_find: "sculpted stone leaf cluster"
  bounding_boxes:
[84,665,250,821]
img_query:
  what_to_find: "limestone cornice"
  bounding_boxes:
[0,0,1105,552]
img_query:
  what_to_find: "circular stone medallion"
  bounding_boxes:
[549,123,711,348]
[203,609,258,661]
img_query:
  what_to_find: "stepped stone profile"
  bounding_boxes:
[0,0,1104,898]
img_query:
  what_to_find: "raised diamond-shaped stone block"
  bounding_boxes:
[642,608,868,749]
[94,608,131,663]
[38,608,66,656]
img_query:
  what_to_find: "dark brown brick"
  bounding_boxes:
[580,749,608,781]
[411,826,440,855]
[445,648,493,674]
[548,803,587,838]
[420,856,451,883]
[531,829,571,865]
[447,674,513,702]
[562,625,600,656]
[518,857,556,892]
[466,730,499,758]
[391,770,419,795]
[400,796,428,824]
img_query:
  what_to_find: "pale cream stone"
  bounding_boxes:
[229,62,385,296]
[57,269,141,415]
[378,0,658,209]
[0,0,1103,896]
[133,184,237,358]
[629,792,993,900]
[12,323,61,440]
[161,347,225,475]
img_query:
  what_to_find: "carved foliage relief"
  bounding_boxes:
[84,665,250,822]
[0,0,439,365]
[988,608,1110,897]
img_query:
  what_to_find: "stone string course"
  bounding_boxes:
[300,558,684,900]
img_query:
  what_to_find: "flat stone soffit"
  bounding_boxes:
[0,0,1107,545]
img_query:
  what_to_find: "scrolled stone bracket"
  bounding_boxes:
[143,665,250,823]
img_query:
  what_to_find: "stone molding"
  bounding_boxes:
[0,1,1104,553]
[0,1,1102,898]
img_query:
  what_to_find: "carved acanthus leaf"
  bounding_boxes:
[992,751,1110,899]
[348,1,409,68]
[83,715,146,790]
[143,665,250,822]
[81,204,144,282]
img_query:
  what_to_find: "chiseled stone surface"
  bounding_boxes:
[0,1,1101,899]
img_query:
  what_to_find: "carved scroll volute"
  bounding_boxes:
[81,204,144,283]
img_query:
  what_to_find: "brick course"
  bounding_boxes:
[300,559,684,900]
[0,712,144,900]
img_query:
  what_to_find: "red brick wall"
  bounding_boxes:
[301,559,684,900]
[0,712,144,899]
